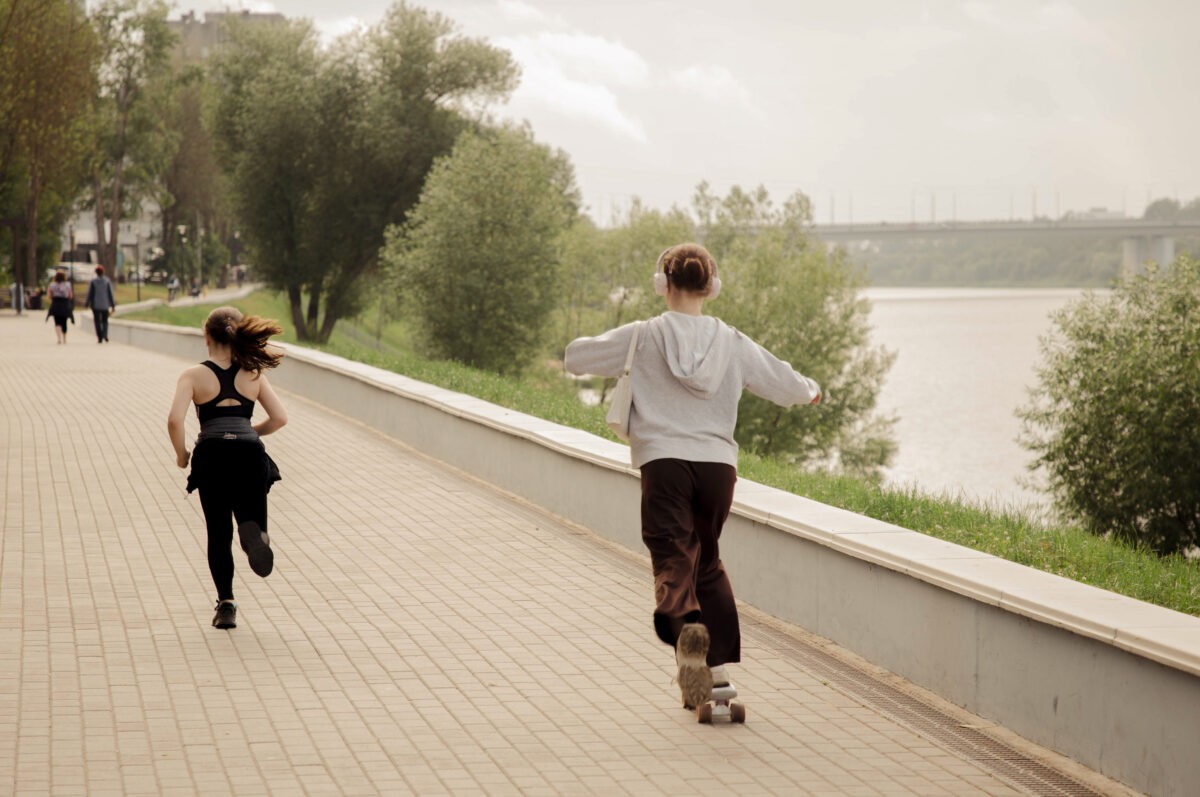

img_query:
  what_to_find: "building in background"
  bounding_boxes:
[168,10,286,65]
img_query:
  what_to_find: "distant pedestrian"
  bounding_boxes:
[85,265,116,343]
[45,270,74,344]
[167,306,288,630]
[167,275,180,302]
[564,243,822,713]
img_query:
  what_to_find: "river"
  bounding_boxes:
[864,287,1091,510]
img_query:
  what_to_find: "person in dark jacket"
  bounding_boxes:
[85,265,116,343]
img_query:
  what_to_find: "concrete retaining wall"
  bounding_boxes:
[115,318,1200,796]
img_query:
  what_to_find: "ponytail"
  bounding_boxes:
[203,306,284,373]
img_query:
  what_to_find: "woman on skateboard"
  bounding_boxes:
[564,243,821,713]
[167,306,287,630]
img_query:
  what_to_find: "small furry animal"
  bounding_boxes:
[676,623,713,710]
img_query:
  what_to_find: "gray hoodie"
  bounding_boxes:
[564,312,820,468]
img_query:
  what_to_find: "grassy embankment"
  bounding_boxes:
[114,282,169,304]
[126,290,1200,617]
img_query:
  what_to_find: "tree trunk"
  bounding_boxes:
[287,285,307,340]
[107,213,121,275]
[318,311,337,344]
[305,291,319,337]
[20,165,41,314]
[9,233,20,311]
[105,155,125,272]
[92,172,108,265]
[100,98,131,272]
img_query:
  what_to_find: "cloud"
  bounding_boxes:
[495,29,765,140]
[495,0,552,26]
[961,0,1109,44]
[456,5,764,145]
[230,0,280,12]
[316,15,368,44]
[496,32,649,141]
[666,64,758,112]
[524,31,650,86]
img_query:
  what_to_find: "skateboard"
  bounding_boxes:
[697,682,746,724]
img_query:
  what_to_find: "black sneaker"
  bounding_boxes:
[237,520,274,577]
[212,600,237,629]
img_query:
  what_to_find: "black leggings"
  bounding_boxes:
[196,449,269,601]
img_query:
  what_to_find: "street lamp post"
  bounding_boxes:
[135,230,142,302]
[177,224,188,294]
[198,225,204,293]
[232,231,242,287]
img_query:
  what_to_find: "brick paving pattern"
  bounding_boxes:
[0,313,1131,795]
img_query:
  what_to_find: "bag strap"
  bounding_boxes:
[621,322,640,376]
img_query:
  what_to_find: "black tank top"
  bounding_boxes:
[195,361,255,423]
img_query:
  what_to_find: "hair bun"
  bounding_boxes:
[225,323,236,337]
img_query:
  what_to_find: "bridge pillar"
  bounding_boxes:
[1154,235,1176,269]
[1122,235,1175,277]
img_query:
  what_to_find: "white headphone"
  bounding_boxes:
[653,247,721,300]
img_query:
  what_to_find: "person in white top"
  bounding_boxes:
[564,242,821,710]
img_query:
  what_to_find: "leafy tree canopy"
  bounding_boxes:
[87,0,177,272]
[0,0,99,288]
[383,125,579,374]
[209,2,518,342]
[558,182,896,477]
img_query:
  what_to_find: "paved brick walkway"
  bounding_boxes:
[0,312,1135,796]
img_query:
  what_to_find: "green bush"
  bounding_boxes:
[1020,256,1200,555]
[382,126,578,375]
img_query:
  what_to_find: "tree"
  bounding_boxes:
[88,0,176,275]
[382,125,578,373]
[690,183,896,477]
[557,182,896,476]
[0,0,98,297]
[157,71,226,285]
[1143,197,1181,221]
[555,199,693,355]
[1019,256,1200,555]
[207,19,322,318]
[209,2,518,342]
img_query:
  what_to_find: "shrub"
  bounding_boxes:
[1020,256,1200,554]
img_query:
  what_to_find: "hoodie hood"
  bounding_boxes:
[655,312,733,398]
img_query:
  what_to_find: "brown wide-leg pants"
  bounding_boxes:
[640,458,739,666]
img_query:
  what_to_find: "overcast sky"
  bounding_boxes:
[173,0,1200,224]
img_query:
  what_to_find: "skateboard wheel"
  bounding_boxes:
[730,702,746,723]
[697,703,713,724]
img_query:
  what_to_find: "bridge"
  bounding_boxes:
[810,218,1200,273]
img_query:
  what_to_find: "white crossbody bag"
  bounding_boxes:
[605,322,641,442]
